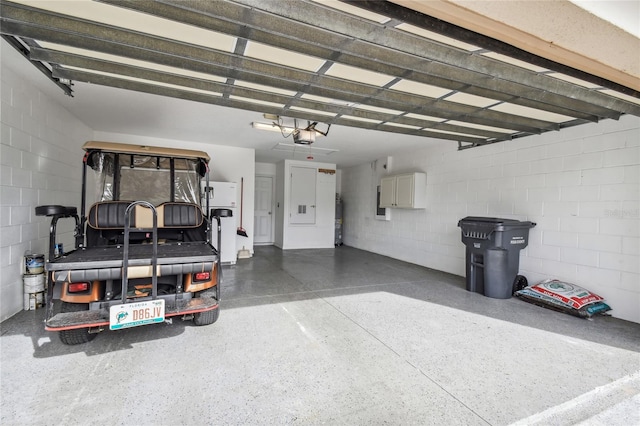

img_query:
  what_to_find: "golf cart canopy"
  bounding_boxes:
[83,141,210,206]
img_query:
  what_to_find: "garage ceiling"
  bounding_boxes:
[1,0,639,157]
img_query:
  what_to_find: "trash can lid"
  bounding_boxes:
[459,216,521,225]
[457,216,536,229]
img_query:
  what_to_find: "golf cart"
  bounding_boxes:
[36,141,225,345]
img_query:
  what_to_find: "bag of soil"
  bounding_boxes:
[515,279,611,318]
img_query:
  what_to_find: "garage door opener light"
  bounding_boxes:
[251,115,331,145]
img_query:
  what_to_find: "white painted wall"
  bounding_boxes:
[256,162,277,176]
[275,159,336,249]
[1,42,93,321]
[94,131,256,256]
[341,115,640,323]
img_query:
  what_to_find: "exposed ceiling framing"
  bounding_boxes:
[1,0,639,150]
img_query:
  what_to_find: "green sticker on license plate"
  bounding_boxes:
[109,299,165,330]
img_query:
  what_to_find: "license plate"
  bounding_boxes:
[109,299,165,330]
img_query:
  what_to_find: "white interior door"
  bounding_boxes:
[254,175,273,244]
[290,166,316,224]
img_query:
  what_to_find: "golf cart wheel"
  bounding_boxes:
[193,307,219,326]
[58,302,98,345]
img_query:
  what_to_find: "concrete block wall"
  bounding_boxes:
[1,44,92,321]
[342,115,640,323]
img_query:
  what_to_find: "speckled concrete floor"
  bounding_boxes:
[1,246,639,425]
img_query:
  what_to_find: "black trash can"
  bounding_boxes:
[457,217,536,299]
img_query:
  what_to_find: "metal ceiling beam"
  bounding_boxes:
[8,26,544,135]
[344,0,640,99]
[34,47,509,140]
[50,66,488,144]
[0,34,73,96]
[232,0,639,117]
[0,2,555,134]
[98,0,614,122]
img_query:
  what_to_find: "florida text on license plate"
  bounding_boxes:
[109,300,165,330]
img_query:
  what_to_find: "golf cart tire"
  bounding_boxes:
[58,302,98,345]
[193,307,219,326]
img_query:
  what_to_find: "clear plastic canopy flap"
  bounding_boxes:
[88,152,201,205]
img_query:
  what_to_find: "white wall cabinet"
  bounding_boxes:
[380,172,426,208]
